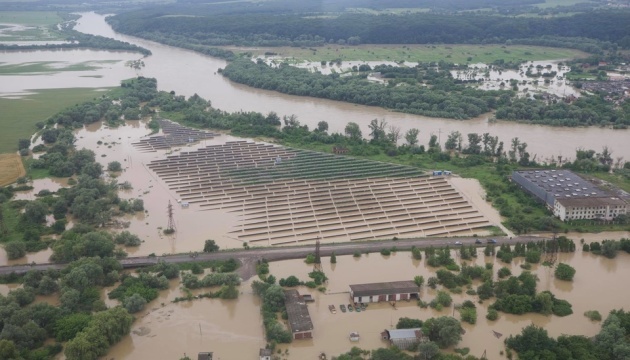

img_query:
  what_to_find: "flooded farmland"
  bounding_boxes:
[103,231,630,359]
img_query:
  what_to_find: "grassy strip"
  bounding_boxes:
[0,11,63,26]
[241,44,586,63]
[0,60,119,75]
[0,88,111,153]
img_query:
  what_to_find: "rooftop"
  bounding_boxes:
[198,352,213,360]
[349,281,419,297]
[385,328,423,340]
[514,169,607,200]
[556,196,627,208]
[259,348,272,356]
[284,289,313,333]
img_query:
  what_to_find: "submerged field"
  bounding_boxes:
[0,87,109,153]
[242,44,587,63]
[0,60,119,75]
[0,11,64,42]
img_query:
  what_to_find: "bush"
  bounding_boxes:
[554,263,576,281]
[584,310,602,321]
[114,231,141,246]
[380,248,391,256]
[552,299,573,317]
[486,308,499,321]
[498,267,511,279]
[203,239,219,253]
[107,161,122,172]
[4,242,26,260]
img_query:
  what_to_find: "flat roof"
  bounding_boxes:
[513,169,607,199]
[284,289,313,333]
[386,328,423,340]
[349,281,419,297]
[556,196,627,208]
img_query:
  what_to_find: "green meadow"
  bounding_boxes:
[0,88,110,153]
[0,11,63,26]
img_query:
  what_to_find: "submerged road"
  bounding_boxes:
[0,235,544,279]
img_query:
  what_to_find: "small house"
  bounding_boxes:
[259,348,272,360]
[381,328,423,350]
[198,352,213,360]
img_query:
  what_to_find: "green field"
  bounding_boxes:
[246,44,588,64]
[0,88,110,153]
[0,60,119,75]
[0,11,63,26]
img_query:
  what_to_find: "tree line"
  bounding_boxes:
[109,10,630,48]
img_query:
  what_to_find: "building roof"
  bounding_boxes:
[259,348,272,356]
[349,281,419,297]
[556,196,627,208]
[198,352,213,360]
[513,169,607,200]
[386,328,423,340]
[284,289,313,333]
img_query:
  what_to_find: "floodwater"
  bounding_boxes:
[102,231,630,360]
[67,12,630,161]
[0,48,140,95]
[452,61,580,98]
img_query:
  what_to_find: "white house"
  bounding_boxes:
[553,197,628,221]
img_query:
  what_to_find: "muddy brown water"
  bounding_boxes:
[99,231,630,360]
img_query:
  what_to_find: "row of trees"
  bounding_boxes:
[222,59,499,120]
[506,310,630,360]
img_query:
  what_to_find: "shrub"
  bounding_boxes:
[203,240,219,253]
[107,161,122,172]
[497,267,511,279]
[380,248,391,256]
[486,308,499,321]
[554,263,576,281]
[584,310,602,321]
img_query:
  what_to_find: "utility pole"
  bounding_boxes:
[166,200,176,233]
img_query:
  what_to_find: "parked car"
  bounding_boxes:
[454,241,463,246]
[475,239,482,244]
[487,239,497,244]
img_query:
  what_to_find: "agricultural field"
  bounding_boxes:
[0,60,118,75]
[0,11,63,26]
[0,11,64,41]
[0,153,25,186]
[244,44,587,64]
[0,87,109,153]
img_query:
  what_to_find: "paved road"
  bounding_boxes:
[0,235,544,278]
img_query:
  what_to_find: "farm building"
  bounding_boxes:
[381,328,424,350]
[284,289,314,340]
[259,348,272,360]
[512,169,628,221]
[197,352,213,360]
[349,281,419,303]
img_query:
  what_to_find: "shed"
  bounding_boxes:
[198,352,213,360]
[349,281,419,303]
[381,328,423,350]
[284,289,314,339]
[259,348,272,360]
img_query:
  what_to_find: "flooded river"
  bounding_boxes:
[68,12,629,161]
[99,231,630,360]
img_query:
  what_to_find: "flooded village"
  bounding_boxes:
[1,115,629,360]
[1,6,630,360]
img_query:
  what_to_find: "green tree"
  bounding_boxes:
[344,122,362,142]
[107,161,122,172]
[396,317,423,329]
[555,263,576,281]
[114,231,141,247]
[413,276,424,287]
[263,285,285,312]
[405,128,420,147]
[4,242,26,260]
[418,341,440,359]
[330,252,337,264]
[422,316,462,348]
[23,200,48,224]
[55,313,93,341]
[123,293,147,313]
[203,239,219,253]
